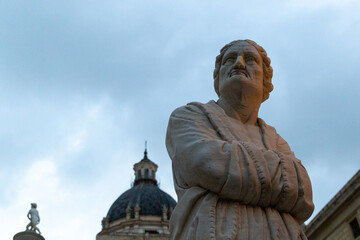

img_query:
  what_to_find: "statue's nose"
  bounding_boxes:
[234,56,245,68]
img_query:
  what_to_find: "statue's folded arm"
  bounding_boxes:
[167,105,242,196]
[166,104,314,223]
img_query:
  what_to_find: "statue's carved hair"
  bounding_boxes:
[213,39,274,102]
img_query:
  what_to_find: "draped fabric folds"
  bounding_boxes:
[166,101,314,240]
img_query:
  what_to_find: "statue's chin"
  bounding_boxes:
[220,80,263,102]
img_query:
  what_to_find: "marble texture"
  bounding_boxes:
[166,40,314,240]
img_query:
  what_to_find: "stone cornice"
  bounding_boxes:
[304,170,360,237]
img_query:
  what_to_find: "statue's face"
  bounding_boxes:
[218,41,263,100]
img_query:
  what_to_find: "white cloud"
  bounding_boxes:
[0,158,65,239]
[67,129,87,151]
[0,150,138,240]
[14,159,62,206]
[0,93,148,239]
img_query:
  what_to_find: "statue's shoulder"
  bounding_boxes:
[258,118,277,133]
[171,101,212,117]
[258,118,295,156]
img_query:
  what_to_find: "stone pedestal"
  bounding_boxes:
[13,231,45,240]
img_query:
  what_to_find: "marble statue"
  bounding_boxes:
[166,40,314,239]
[26,203,41,234]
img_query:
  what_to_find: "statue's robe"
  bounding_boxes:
[166,101,314,240]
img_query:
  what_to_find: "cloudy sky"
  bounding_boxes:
[1,0,360,239]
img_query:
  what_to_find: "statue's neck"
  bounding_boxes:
[217,95,260,125]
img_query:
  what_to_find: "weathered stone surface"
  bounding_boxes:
[13,231,45,240]
[304,170,360,240]
[166,39,314,240]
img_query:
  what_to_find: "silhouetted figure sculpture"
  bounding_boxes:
[26,203,41,235]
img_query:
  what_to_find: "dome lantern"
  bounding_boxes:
[133,143,158,186]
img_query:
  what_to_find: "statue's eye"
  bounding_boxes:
[223,57,235,65]
[246,56,256,63]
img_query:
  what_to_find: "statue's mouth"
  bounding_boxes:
[229,69,247,78]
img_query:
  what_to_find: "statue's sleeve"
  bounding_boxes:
[166,104,263,203]
[274,134,314,223]
[166,104,314,223]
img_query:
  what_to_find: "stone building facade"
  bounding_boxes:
[304,170,360,240]
[96,149,176,240]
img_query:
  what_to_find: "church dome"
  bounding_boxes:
[107,182,176,222]
[104,147,176,224]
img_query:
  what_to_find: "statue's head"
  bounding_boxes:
[31,203,37,208]
[213,39,274,102]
